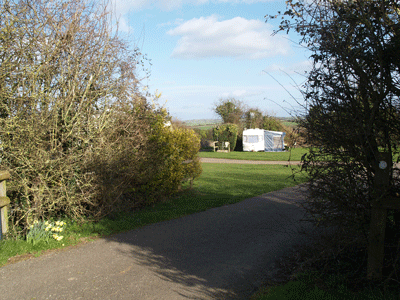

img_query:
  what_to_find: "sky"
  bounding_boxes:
[111,0,313,121]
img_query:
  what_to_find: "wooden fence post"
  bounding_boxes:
[0,171,11,240]
[367,152,400,281]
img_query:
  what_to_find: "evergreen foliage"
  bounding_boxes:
[213,124,239,151]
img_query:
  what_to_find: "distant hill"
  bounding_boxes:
[183,117,298,128]
[184,119,222,127]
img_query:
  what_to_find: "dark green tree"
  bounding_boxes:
[213,124,239,152]
[269,0,400,281]
[214,97,246,124]
[261,115,283,132]
[244,108,263,129]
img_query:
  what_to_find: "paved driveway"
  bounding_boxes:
[0,185,312,300]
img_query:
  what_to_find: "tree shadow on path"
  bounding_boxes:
[103,184,316,299]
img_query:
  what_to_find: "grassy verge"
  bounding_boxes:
[249,226,400,300]
[198,148,308,161]
[250,275,389,300]
[0,163,304,267]
[250,264,398,300]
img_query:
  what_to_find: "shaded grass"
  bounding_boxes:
[250,221,400,300]
[0,163,305,267]
[251,270,397,300]
[198,148,308,161]
[250,277,390,300]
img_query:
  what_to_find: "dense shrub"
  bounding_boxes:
[213,124,239,151]
[192,128,214,150]
[262,116,283,131]
[149,123,202,194]
[0,0,201,233]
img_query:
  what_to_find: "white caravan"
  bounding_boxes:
[242,129,286,152]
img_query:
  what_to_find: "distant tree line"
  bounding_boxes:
[208,97,301,150]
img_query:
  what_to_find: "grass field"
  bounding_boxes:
[184,119,221,127]
[190,124,216,130]
[0,163,304,267]
[198,148,308,161]
[281,121,298,128]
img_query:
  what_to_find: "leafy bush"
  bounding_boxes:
[150,124,202,193]
[213,124,239,151]
[262,116,283,131]
[192,128,214,150]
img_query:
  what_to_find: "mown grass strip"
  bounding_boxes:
[198,148,308,161]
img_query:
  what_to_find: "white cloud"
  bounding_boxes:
[263,59,312,75]
[167,15,290,60]
[110,0,275,12]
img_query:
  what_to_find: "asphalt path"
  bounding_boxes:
[0,183,315,300]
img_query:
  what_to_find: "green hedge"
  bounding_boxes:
[213,124,238,151]
[0,0,202,233]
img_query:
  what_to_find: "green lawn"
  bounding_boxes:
[0,163,305,267]
[198,148,308,161]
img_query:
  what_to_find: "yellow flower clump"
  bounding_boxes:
[26,220,67,245]
[44,220,66,241]
[52,234,64,241]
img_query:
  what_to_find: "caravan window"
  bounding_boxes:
[246,135,259,143]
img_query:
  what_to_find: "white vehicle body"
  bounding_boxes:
[242,129,286,152]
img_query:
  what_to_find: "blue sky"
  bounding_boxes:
[111,0,312,120]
